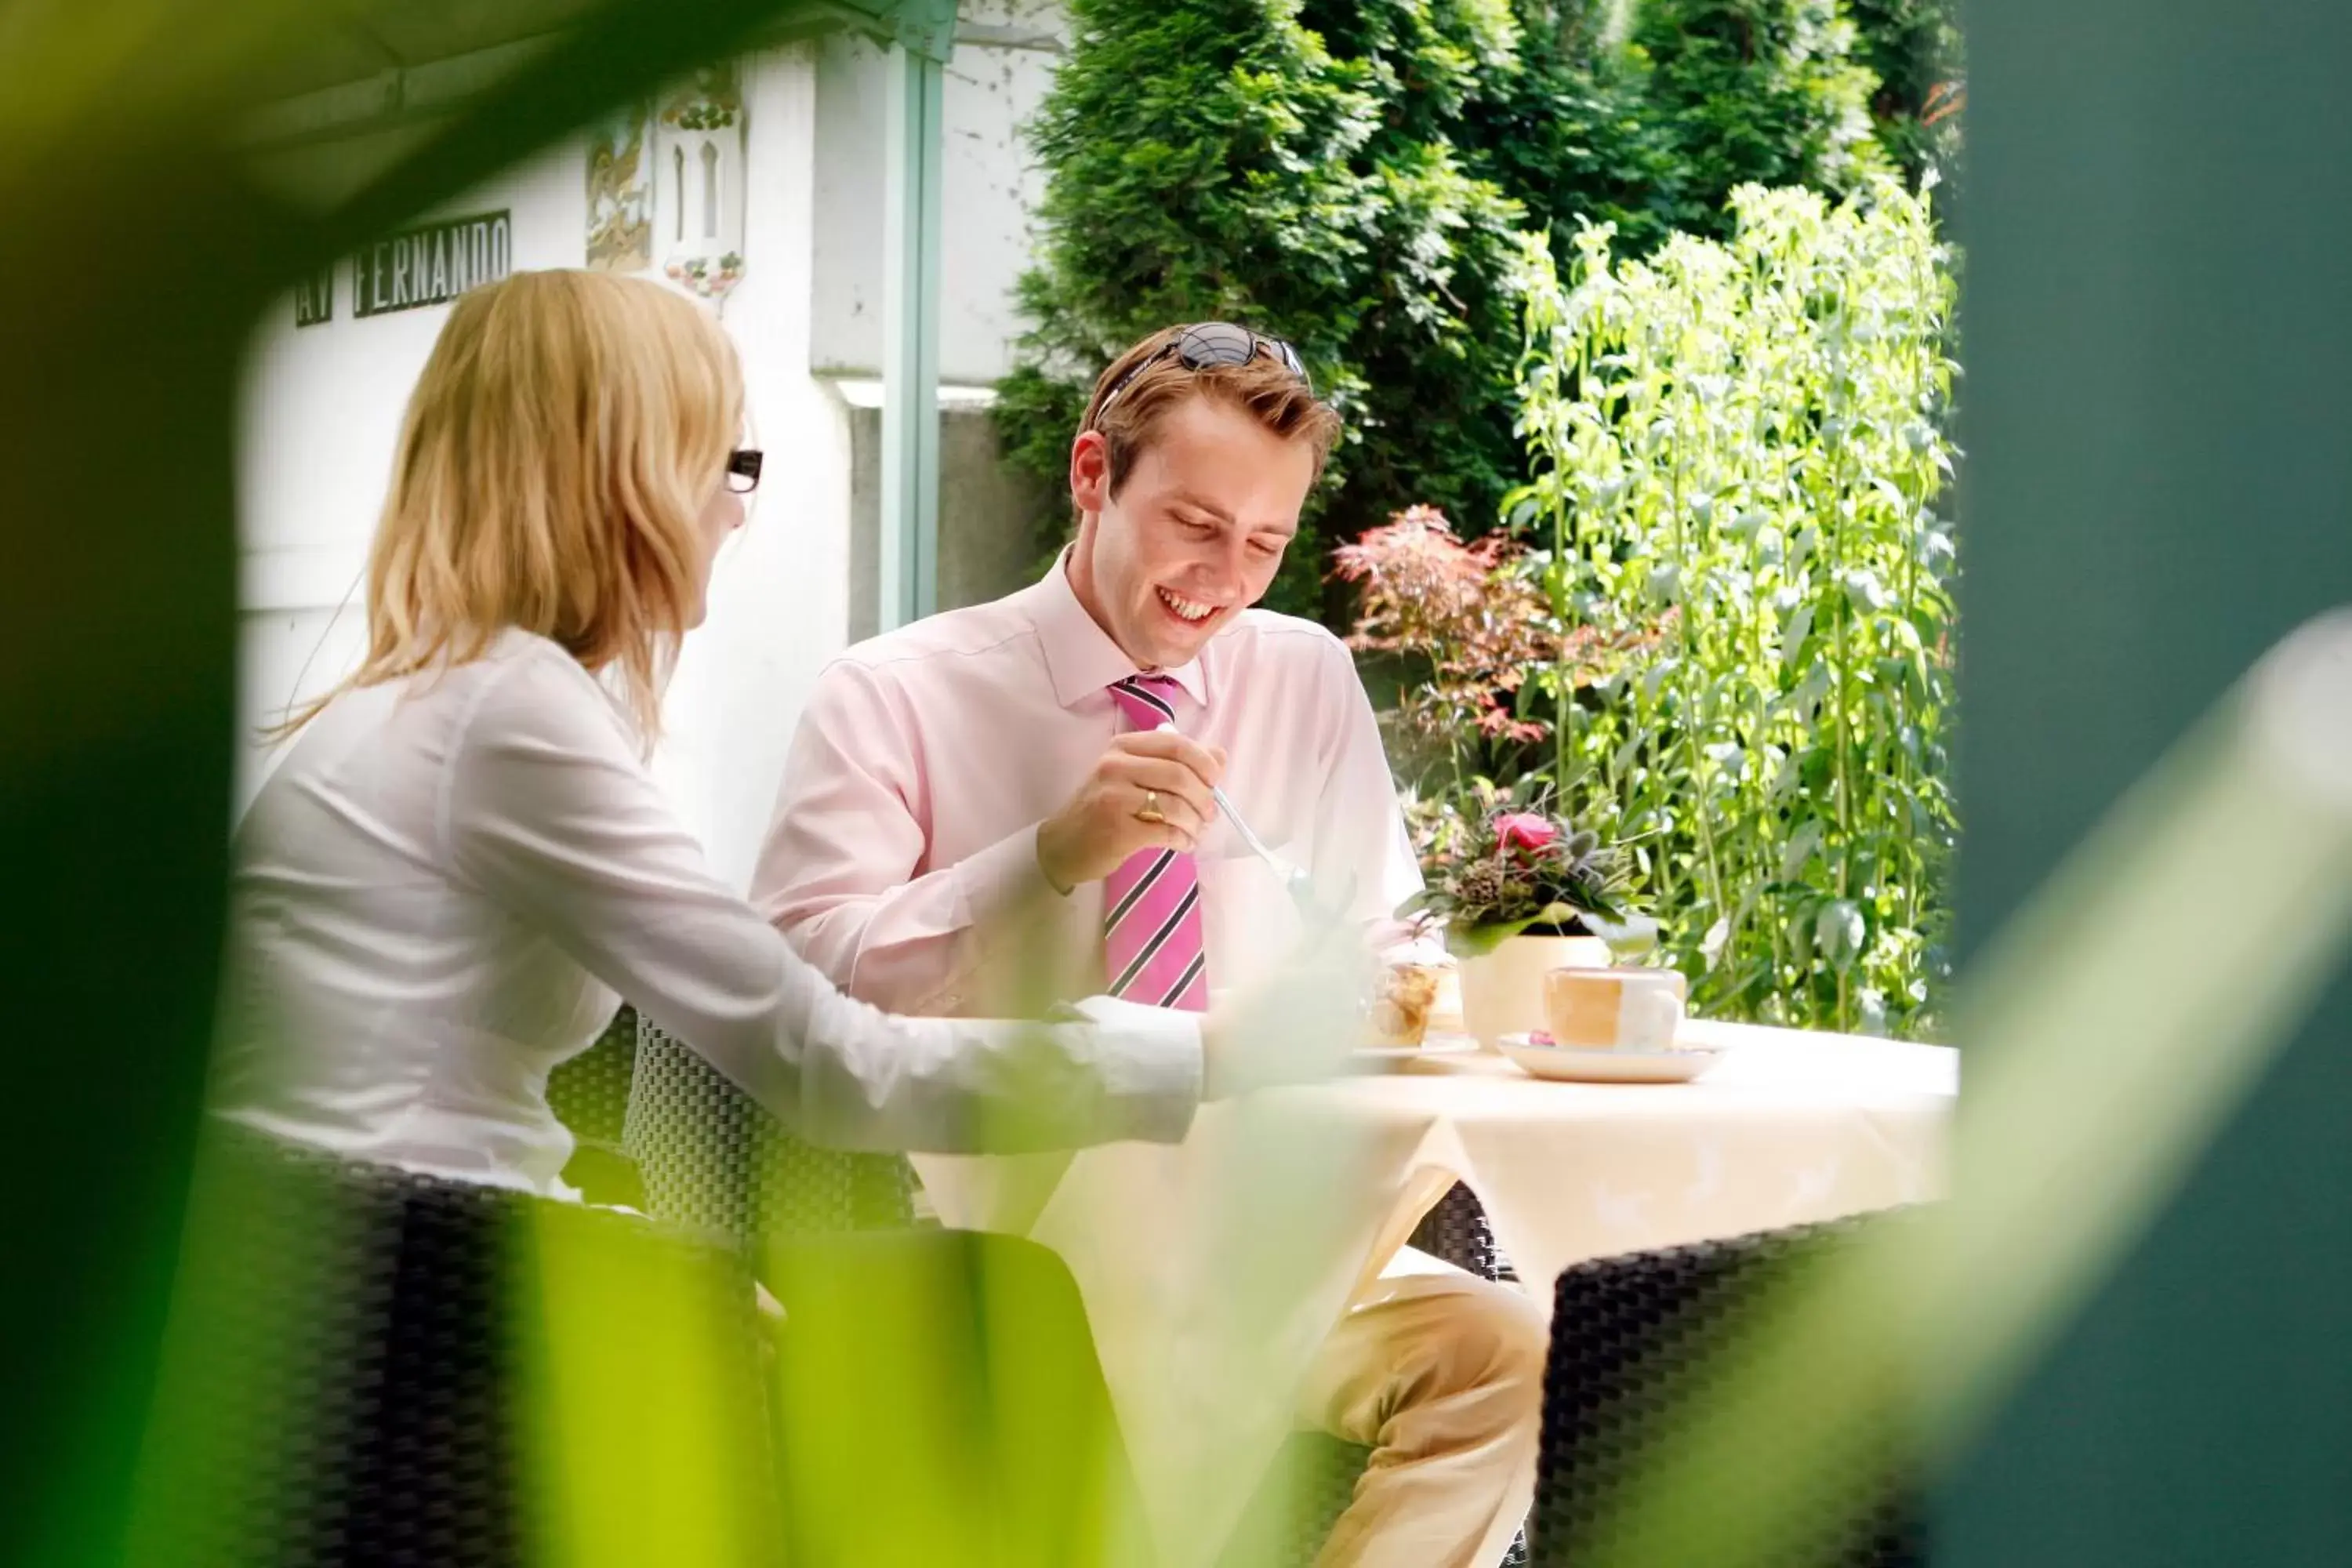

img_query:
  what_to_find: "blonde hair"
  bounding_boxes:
[1078,324,1341,498]
[281,269,742,742]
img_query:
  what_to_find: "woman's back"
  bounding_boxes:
[216,631,628,1192]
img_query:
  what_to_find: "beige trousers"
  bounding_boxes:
[1294,1247,1548,1568]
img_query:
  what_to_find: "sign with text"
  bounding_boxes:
[294,265,333,327]
[353,210,513,318]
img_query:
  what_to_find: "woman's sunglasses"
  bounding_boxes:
[725,448,764,495]
[1093,322,1312,422]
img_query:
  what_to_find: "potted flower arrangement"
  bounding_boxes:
[1403,784,1640,1047]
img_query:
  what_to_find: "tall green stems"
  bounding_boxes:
[1506,182,1960,1036]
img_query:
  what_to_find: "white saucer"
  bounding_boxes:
[1496,1032,1722,1083]
[1352,1033,1482,1065]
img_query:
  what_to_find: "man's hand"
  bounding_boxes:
[1036,731,1228,892]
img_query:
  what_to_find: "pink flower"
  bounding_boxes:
[1492,812,1558,853]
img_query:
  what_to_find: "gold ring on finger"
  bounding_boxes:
[1134,788,1167,826]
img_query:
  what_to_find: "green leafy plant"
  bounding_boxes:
[996,0,1531,616]
[1403,778,1632,952]
[1466,0,1901,263]
[1610,0,1893,241]
[1000,0,1937,624]
[1509,177,1961,1036]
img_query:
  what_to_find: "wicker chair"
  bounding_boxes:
[1409,1183,1529,1565]
[621,1007,918,1243]
[1532,1211,1927,1567]
[544,1005,645,1208]
[132,1124,771,1568]
[1408,1178,1519,1283]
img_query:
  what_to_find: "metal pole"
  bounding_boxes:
[878,38,944,630]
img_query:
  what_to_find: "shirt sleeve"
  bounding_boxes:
[1309,629,1425,937]
[438,650,1200,1153]
[749,659,1057,1014]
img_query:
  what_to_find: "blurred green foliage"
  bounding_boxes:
[0,5,820,1562]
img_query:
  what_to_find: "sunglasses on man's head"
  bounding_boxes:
[1094,322,1312,421]
[725,448,764,495]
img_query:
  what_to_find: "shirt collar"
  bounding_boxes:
[1023,549,1211,711]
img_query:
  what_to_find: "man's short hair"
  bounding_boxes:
[1076,324,1343,499]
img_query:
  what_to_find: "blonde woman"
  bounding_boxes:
[212,269,1227,1191]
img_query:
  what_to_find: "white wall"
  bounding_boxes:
[234,46,855,892]
[235,137,591,814]
[654,49,855,889]
[808,0,1065,385]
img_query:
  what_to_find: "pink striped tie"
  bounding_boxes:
[1102,676,1209,1012]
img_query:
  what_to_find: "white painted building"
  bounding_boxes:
[236,6,1067,889]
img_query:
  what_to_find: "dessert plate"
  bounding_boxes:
[1351,1032,1481,1065]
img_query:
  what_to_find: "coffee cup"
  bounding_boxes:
[1541,965,1688,1052]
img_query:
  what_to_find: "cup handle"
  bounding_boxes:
[1632,986,1682,1049]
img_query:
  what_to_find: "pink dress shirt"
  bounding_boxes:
[753,556,1422,1020]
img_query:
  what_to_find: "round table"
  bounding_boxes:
[914,1019,1956,1566]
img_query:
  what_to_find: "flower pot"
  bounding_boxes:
[1455,932,1614,1049]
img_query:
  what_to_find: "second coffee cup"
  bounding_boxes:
[1542,965,1689,1052]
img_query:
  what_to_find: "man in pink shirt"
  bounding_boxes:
[753,323,1542,1568]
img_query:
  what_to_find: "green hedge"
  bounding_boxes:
[996,0,1953,619]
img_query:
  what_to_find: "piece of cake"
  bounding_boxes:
[1369,963,1443,1047]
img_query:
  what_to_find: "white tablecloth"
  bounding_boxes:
[915,1021,1956,1566]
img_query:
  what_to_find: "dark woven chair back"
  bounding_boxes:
[1407,1179,1519,1281]
[129,1125,772,1568]
[544,1007,645,1207]
[1534,1210,1929,1567]
[545,1007,637,1149]
[623,1008,916,1245]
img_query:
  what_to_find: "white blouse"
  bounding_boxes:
[212,630,1202,1196]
